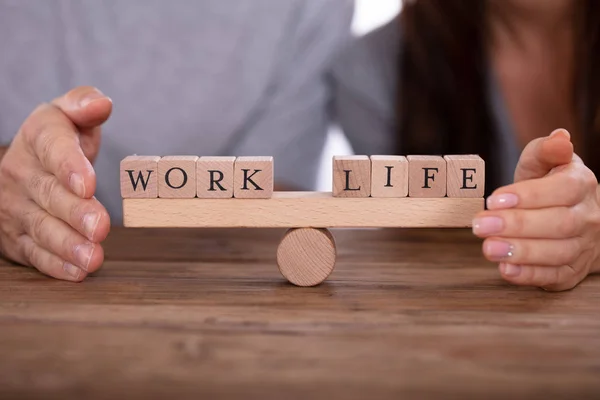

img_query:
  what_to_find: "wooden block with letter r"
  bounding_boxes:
[444,155,485,198]
[197,156,235,198]
[332,155,371,197]
[233,156,274,198]
[120,155,161,198]
[158,156,198,198]
[370,155,408,197]
[407,155,447,198]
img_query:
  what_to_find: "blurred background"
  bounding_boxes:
[316,0,402,190]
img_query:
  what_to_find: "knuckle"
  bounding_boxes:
[509,211,525,235]
[557,209,579,237]
[36,176,61,210]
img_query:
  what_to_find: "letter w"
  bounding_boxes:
[126,170,153,191]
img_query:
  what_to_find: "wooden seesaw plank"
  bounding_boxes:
[122,191,484,228]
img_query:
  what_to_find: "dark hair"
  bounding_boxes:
[398,0,600,194]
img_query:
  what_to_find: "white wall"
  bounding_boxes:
[316,0,402,191]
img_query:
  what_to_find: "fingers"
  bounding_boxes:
[18,168,111,242]
[17,234,88,282]
[482,237,581,266]
[498,263,583,292]
[487,163,598,210]
[51,86,112,129]
[20,103,97,199]
[473,206,582,239]
[514,129,574,182]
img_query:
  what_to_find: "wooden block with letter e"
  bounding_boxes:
[444,155,485,198]
[158,156,198,198]
[197,156,235,198]
[332,155,371,197]
[234,156,274,198]
[407,156,447,198]
[120,155,161,198]
[370,155,408,197]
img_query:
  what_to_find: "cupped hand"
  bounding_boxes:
[0,86,112,281]
[473,129,600,291]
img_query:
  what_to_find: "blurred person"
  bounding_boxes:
[333,0,600,291]
[0,0,353,281]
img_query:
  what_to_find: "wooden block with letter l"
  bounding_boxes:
[197,156,235,198]
[120,155,161,198]
[233,156,274,198]
[158,156,198,198]
[444,155,485,198]
[370,155,408,197]
[332,155,371,197]
[407,155,447,198]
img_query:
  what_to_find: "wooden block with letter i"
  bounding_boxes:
[407,155,447,197]
[234,156,274,198]
[197,156,235,198]
[370,155,408,197]
[120,155,161,198]
[444,155,485,198]
[158,156,198,198]
[333,155,371,197]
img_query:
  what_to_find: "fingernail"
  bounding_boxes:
[550,129,571,140]
[486,193,519,210]
[484,240,514,261]
[83,213,99,240]
[69,173,85,198]
[501,263,522,277]
[74,243,94,271]
[79,89,107,108]
[472,216,504,236]
[64,262,82,279]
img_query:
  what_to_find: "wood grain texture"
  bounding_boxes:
[370,155,408,198]
[122,193,484,228]
[408,156,447,198]
[120,156,161,198]
[197,156,235,198]
[277,228,336,287]
[444,155,485,198]
[1,227,599,399]
[158,156,199,198]
[233,156,274,199]
[332,155,371,197]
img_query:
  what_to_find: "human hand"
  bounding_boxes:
[0,86,112,281]
[473,129,600,291]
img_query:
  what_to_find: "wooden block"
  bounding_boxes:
[233,156,273,199]
[407,156,447,198]
[444,155,485,198]
[120,156,161,198]
[197,156,235,198]
[277,228,336,287]
[370,155,408,198]
[123,192,484,228]
[332,156,371,197]
[158,156,198,198]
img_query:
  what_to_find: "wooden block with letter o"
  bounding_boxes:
[197,156,235,198]
[332,155,371,197]
[370,155,408,198]
[234,156,274,198]
[120,155,161,198]
[444,155,485,198]
[407,155,447,198]
[158,156,198,198]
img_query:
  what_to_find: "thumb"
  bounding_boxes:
[514,129,574,182]
[51,86,112,163]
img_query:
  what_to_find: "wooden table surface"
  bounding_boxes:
[1,227,599,400]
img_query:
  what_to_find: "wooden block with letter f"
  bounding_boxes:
[332,155,371,197]
[407,156,447,198]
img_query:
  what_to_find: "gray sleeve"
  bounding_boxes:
[331,17,401,155]
[227,0,354,190]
